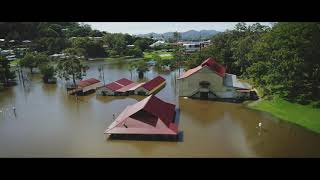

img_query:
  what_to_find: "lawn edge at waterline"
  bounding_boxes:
[245,98,320,134]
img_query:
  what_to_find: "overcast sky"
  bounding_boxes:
[85,22,272,35]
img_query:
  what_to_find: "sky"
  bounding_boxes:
[85,22,272,35]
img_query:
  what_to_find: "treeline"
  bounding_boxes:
[0,22,154,58]
[184,22,320,104]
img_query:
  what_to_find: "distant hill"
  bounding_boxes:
[137,29,220,41]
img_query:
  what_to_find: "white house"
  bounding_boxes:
[177,58,253,101]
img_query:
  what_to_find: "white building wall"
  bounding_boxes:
[178,67,238,98]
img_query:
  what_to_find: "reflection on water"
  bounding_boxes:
[0,60,320,157]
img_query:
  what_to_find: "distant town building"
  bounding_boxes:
[104,95,179,140]
[22,40,31,43]
[126,44,135,48]
[177,58,254,101]
[181,40,211,52]
[150,40,166,48]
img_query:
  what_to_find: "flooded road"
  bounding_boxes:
[1,60,320,157]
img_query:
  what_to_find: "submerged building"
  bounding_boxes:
[97,78,145,96]
[177,58,254,101]
[68,78,103,95]
[104,95,179,140]
[134,76,166,96]
[97,76,166,96]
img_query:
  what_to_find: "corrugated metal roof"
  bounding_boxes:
[77,78,101,88]
[116,82,141,92]
[105,95,178,135]
[115,78,134,86]
[128,82,145,91]
[224,73,252,89]
[201,58,226,77]
[178,57,226,79]
[105,82,123,91]
[142,76,165,91]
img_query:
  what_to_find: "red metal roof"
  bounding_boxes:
[178,57,226,79]
[105,82,123,91]
[116,82,141,92]
[142,76,166,91]
[77,78,101,88]
[201,58,226,77]
[115,78,134,86]
[105,95,178,135]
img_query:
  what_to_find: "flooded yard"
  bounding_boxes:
[1,60,320,157]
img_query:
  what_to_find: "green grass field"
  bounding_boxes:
[143,51,173,60]
[248,97,320,133]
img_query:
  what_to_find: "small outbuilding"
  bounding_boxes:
[135,76,166,96]
[97,78,135,96]
[68,78,103,95]
[104,95,180,141]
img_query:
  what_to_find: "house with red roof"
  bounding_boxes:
[134,76,166,96]
[177,57,253,100]
[104,95,180,141]
[68,78,103,95]
[97,78,144,96]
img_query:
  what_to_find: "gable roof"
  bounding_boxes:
[77,78,101,88]
[115,78,134,86]
[105,82,123,91]
[142,76,166,91]
[104,95,178,135]
[178,57,226,79]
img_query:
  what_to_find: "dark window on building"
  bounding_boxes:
[199,81,210,88]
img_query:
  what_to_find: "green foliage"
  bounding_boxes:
[248,97,320,133]
[57,48,89,86]
[173,31,181,42]
[186,22,319,104]
[133,38,153,51]
[0,56,16,86]
[70,37,106,58]
[20,53,38,73]
[40,64,56,83]
[130,59,149,79]
[127,48,143,58]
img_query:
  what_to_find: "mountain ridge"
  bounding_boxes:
[137,29,220,40]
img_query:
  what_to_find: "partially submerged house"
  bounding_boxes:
[135,76,166,96]
[98,76,166,96]
[177,58,255,101]
[104,95,180,141]
[68,78,103,95]
[97,78,143,96]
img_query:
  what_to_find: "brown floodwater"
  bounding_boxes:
[1,60,320,157]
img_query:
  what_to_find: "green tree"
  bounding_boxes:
[173,31,181,42]
[20,53,39,73]
[40,64,56,83]
[56,48,89,87]
[131,59,149,79]
[0,56,16,86]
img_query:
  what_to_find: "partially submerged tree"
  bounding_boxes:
[19,53,38,74]
[0,56,16,86]
[56,48,88,88]
[40,64,56,84]
[131,59,149,79]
